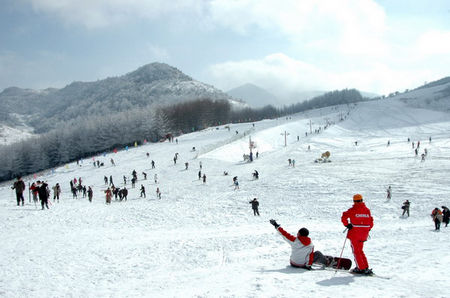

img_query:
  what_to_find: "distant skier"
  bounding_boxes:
[156,187,161,199]
[122,187,128,201]
[52,183,61,202]
[341,194,374,275]
[442,206,450,227]
[402,200,410,217]
[198,171,202,180]
[110,158,115,166]
[233,176,239,190]
[109,175,113,186]
[154,174,158,184]
[12,176,26,206]
[386,186,391,200]
[30,182,39,203]
[431,208,443,230]
[253,170,259,180]
[151,160,155,169]
[269,220,333,269]
[202,174,206,184]
[249,198,260,216]
[142,172,147,180]
[37,181,49,210]
[185,162,189,170]
[140,185,146,198]
[87,186,93,202]
[199,161,202,169]
[104,188,112,204]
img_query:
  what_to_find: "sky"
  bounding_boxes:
[1,0,450,97]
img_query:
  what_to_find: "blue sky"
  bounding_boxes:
[1,0,450,97]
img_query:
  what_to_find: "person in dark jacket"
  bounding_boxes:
[249,198,260,216]
[87,186,93,202]
[140,185,146,198]
[37,181,49,209]
[402,200,410,217]
[442,206,450,227]
[12,176,26,206]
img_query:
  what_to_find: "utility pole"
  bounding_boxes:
[309,119,313,134]
[280,131,289,147]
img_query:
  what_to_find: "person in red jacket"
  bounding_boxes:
[341,194,374,275]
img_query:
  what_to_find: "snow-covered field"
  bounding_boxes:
[2,97,450,297]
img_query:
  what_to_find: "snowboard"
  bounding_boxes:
[327,256,352,270]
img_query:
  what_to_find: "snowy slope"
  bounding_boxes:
[1,96,450,297]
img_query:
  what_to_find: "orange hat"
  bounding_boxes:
[353,194,363,202]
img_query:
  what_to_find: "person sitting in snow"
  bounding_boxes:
[269,220,333,269]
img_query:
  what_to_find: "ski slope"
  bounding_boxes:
[1,97,450,297]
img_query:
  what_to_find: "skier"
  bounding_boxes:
[12,176,26,206]
[341,194,374,275]
[269,220,334,269]
[110,158,115,166]
[123,175,127,185]
[253,170,259,179]
[142,172,147,180]
[199,161,202,169]
[131,177,136,188]
[109,175,113,186]
[151,160,155,169]
[402,200,410,217]
[292,159,295,167]
[185,162,189,170]
[202,174,206,184]
[198,171,202,180]
[105,187,112,204]
[154,174,158,184]
[82,185,87,198]
[156,187,161,199]
[52,183,61,202]
[288,158,292,166]
[386,186,391,200]
[233,176,239,190]
[431,208,443,231]
[140,185,146,198]
[249,198,260,216]
[442,206,450,227]
[122,187,128,201]
[30,182,39,203]
[104,176,108,185]
[37,181,49,210]
[87,186,93,202]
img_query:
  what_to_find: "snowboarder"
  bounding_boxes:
[249,198,260,216]
[431,208,443,230]
[269,220,334,269]
[87,186,93,202]
[442,206,450,227]
[402,200,410,217]
[12,176,26,206]
[140,185,146,198]
[341,194,374,275]
[386,186,391,200]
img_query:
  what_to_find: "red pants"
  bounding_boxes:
[350,238,369,270]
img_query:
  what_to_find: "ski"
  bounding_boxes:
[312,265,391,279]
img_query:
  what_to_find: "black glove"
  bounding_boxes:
[270,219,280,228]
[346,224,353,230]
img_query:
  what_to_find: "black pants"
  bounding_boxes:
[253,208,260,216]
[434,218,441,230]
[41,198,49,209]
[16,193,24,206]
[402,208,409,217]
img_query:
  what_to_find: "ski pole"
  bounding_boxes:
[335,236,348,273]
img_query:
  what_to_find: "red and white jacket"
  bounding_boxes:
[276,227,314,267]
[341,202,374,241]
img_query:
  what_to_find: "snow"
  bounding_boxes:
[2,96,450,297]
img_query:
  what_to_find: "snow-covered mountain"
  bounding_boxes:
[0,63,237,135]
[227,83,278,108]
[1,84,450,296]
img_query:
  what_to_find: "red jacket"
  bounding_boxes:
[341,202,374,241]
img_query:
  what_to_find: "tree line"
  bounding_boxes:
[0,89,366,182]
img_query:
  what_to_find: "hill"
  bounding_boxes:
[1,92,450,296]
[0,63,235,134]
[227,83,278,108]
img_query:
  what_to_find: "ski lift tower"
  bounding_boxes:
[280,131,290,147]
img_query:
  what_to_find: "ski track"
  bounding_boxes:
[1,100,450,297]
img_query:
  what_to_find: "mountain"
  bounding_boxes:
[227,83,278,108]
[0,63,236,134]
